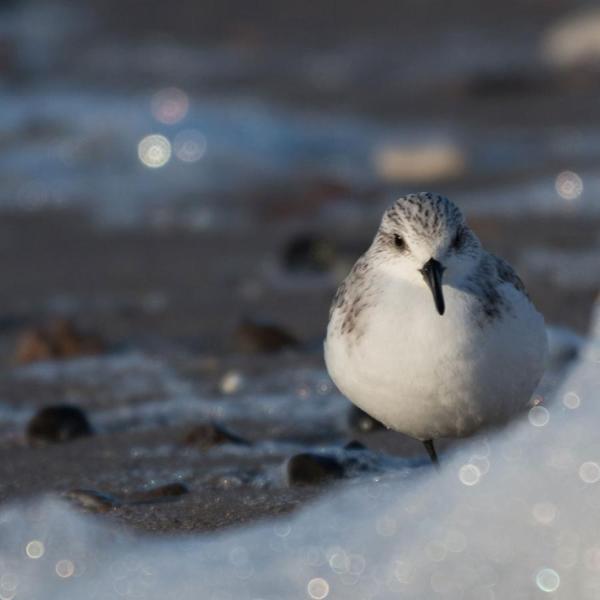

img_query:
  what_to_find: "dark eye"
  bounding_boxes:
[452,229,463,250]
[394,234,406,250]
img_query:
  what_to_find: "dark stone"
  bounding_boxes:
[282,235,335,273]
[464,69,553,98]
[234,318,299,353]
[183,422,250,450]
[286,452,345,486]
[26,405,93,445]
[128,482,189,504]
[64,489,120,513]
[344,440,367,451]
[347,406,385,433]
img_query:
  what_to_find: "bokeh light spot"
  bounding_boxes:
[25,540,45,559]
[470,456,490,475]
[138,134,171,168]
[55,559,75,578]
[348,554,366,575]
[563,392,581,410]
[459,464,481,486]
[307,577,329,599]
[273,523,291,538]
[579,461,600,483]
[555,171,583,201]
[528,405,550,427]
[151,87,189,124]
[536,567,560,592]
[328,550,348,574]
[174,129,207,163]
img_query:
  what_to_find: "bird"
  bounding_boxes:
[324,192,548,465]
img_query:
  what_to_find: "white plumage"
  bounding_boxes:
[325,193,547,456]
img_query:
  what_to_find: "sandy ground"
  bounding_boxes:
[0,208,596,348]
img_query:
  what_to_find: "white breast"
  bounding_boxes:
[325,279,547,440]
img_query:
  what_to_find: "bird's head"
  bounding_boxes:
[370,192,481,315]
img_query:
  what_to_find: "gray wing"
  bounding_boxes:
[491,254,530,299]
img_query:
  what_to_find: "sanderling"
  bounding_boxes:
[325,192,548,464]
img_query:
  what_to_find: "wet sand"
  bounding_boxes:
[0,208,595,347]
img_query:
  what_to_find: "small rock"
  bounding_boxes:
[26,405,93,445]
[348,406,385,433]
[234,318,299,353]
[128,482,189,504]
[464,70,548,98]
[64,489,120,513]
[286,452,345,486]
[14,318,105,365]
[373,141,466,184]
[542,7,600,67]
[282,235,336,273]
[344,440,367,451]
[183,422,249,450]
[14,329,52,363]
[219,370,244,394]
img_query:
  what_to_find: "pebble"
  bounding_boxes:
[347,405,385,433]
[183,422,250,450]
[14,318,105,365]
[219,370,244,394]
[373,141,465,184]
[464,69,546,98]
[234,318,299,353]
[64,489,120,513]
[286,452,345,486]
[64,483,189,512]
[26,404,93,445]
[128,482,189,504]
[344,440,367,451]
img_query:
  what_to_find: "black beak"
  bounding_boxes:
[420,258,446,315]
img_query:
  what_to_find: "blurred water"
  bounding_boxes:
[0,1,599,229]
[2,86,600,227]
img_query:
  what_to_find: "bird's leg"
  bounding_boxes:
[423,439,439,467]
